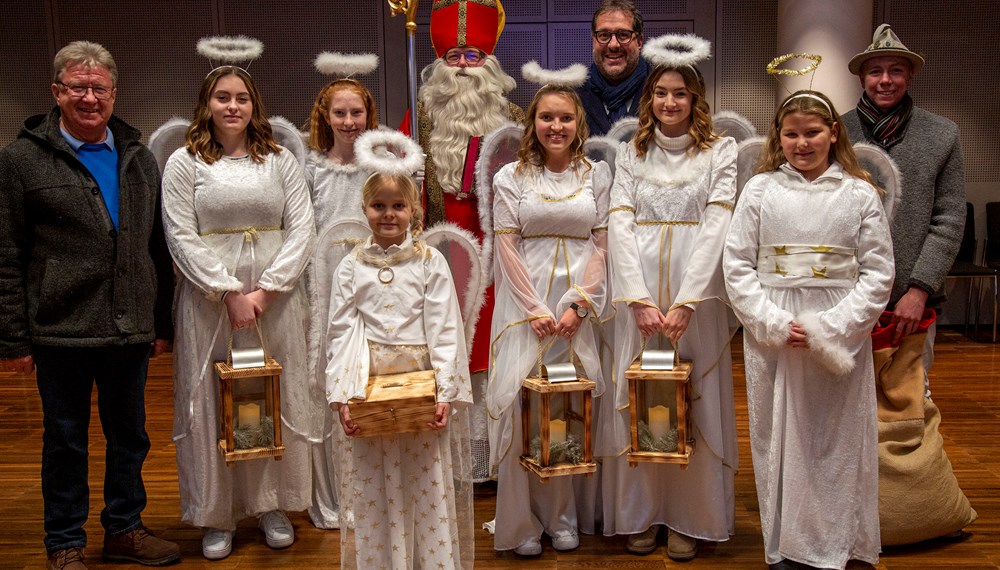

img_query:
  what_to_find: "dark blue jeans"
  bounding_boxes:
[34,343,152,553]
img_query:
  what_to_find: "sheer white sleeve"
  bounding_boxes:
[608,143,655,306]
[673,138,737,309]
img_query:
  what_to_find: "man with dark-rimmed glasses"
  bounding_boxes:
[577,0,647,136]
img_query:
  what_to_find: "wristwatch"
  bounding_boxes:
[570,302,589,318]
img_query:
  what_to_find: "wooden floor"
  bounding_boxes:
[1,328,998,569]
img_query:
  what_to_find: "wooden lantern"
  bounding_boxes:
[624,350,693,467]
[215,356,285,467]
[348,369,437,437]
[519,363,597,481]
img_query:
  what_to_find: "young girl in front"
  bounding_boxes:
[487,84,611,555]
[602,59,739,560]
[325,171,474,569]
[723,90,893,570]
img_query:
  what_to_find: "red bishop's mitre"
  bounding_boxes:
[430,0,506,57]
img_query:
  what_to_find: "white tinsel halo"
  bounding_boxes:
[354,129,425,177]
[642,34,712,68]
[196,36,264,64]
[521,61,588,88]
[314,52,379,77]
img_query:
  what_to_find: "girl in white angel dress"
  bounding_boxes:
[303,74,378,530]
[723,90,893,570]
[161,66,318,560]
[487,84,611,556]
[601,50,740,560]
[325,170,474,569]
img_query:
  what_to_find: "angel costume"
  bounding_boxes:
[723,162,893,569]
[303,149,371,529]
[325,234,474,569]
[487,160,611,551]
[600,132,739,542]
[161,148,319,529]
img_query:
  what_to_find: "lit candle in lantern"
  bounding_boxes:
[238,402,261,429]
[549,419,567,444]
[648,405,670,439]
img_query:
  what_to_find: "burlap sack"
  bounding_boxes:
[873,310,977,545]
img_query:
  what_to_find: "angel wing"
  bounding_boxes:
[736,136,765,204]
[147,117,189,174]
[713,111,757,143]
[423,222,486,356]
[308,219,372,412]
[584,136,621,176]
[853,142,902,224]
[605,116,640,144]
[270,116,309,169]
[474,121,524,285]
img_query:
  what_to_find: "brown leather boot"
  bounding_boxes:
[46,547,87,570]
[102,526,180,566]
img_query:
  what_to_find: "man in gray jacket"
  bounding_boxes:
[842,24,965,380]
[0,41,178,569]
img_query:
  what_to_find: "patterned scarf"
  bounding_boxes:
[587,58,649,124]
[856,91,913,150]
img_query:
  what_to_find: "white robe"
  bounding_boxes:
[723,162,893,569]
[161,148,319,530]
[325,235,474,569]
[486,160,611,550]
[601,132,739,541]
[303,149,372,529]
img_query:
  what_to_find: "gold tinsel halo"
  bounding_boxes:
[766,53,822,77]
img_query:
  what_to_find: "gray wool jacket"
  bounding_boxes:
[0,107,174,358]
[842,106,966,307]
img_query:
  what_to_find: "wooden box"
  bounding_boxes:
[348,369,437,437]
[624,359,693,467]
[215,358,285,466]
[519,375,597,481]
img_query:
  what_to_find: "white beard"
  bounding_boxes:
[419,57,516,194]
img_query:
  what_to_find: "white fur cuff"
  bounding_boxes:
[796,312,856,376]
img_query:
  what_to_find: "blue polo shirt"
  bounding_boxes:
[61,126,120,230]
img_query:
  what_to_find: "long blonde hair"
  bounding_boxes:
[757,90,880,193]
[633,64,718,158]
[361,173,424,238]
[185,66,280,164]
[516,85,590,175]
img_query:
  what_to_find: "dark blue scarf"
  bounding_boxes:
[587,58,649,123]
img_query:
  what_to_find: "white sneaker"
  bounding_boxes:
[202,528,233,560]
[258,510,294,549]
[551,531,579,551]
[513,538,542,556]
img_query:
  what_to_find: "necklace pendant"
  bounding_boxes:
[378,266,395,284]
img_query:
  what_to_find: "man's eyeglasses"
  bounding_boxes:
[593,30,637,45]
[56,82,114,100]
[444,49,485,65]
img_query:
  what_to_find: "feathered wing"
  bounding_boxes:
[148,117,190,174]
[736,136,765,204]
[853,141,903,224]
[423,223,486,356]
[270,116,309,169]
[584,136,621,176]
[712,111,758,143]
[474,121,524,285]
[308,219,371,435]
[606,116,640,144]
